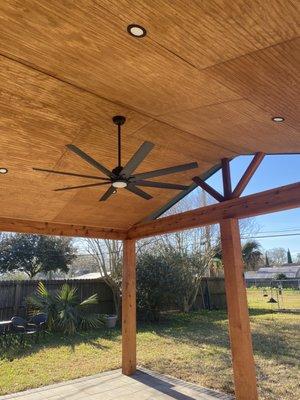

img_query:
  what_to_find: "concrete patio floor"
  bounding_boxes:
[0,368,234,400]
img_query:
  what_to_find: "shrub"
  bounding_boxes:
[136,253,186,322]
[276,273,287,280]
[27,282,103,334]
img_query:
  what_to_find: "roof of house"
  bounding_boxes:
[72,272,103,280]
[245,265,300,279]
[0,2,299,231]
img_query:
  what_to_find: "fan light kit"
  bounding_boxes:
[272,116,284,122]
[127,24,147,38]
[33,115,198,202]
[0,168,8,174]
[112,180,127,188]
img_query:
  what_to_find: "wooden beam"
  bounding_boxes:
[220,219,258,400]
[232,152,265,198]
[221,158,232,199]
[127,182,300,239]
[0,217,127,240]
[192,176,225,202]
[122,239,136,375]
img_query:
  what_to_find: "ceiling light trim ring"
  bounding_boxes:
[127,24,147,38]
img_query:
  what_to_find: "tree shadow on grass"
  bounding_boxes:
[138,309,299,363]
[138,311,231,350]
[0,326,121,361]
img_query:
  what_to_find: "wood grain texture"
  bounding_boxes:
[101,0,300,69]
[221,158,232,199]
[0,1,239,116]
[220,219,258,400]
[127,182,300,239]
[0,56,219,229]
[232,152,265,198]
[0,1,299,231]
[205,39,300,131]
[158,98,300,154]
[122,239,136,375]
[0,217,127,239]
[192,176,225,202]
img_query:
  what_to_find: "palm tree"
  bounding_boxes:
[213,240,263,271]
[242,241,263,271]
[28,282,103,334]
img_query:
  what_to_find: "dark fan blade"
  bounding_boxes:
[67,144,115,178]
[133,180,190,190]
[121,141,154,178]
[99,186,116,202]
[126,184,153,200]
[54,182,111,191]
[133,162,198,180]
[33,168,110,180]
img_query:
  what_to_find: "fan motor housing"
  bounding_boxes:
[112,115,126,125]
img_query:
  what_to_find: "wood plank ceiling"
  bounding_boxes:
[0,0,299,230]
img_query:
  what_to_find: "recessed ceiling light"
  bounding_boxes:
[0,168,8,174]
[127,24,147,38]
[272,116,285,122]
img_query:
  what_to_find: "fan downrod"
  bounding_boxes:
[112,115,126,125]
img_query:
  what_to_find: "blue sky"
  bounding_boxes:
[205,154,300,256]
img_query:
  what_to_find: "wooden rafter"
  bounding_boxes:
[222,158,232,199]
[0,217,127,240]
[127,182,300,239]
[232,152,265,198]
[192,176,225,202]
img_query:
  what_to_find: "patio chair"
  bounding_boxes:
[11,316,38,345]
[28,313,47,338]
[0,323,10,347]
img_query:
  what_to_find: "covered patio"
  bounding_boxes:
[0,369,233,400]
[0,1,299,399]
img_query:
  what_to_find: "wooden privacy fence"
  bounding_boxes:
[195,277,227,310]
[0,279,114,320]
[0,277,227,320]
[246,278,300,289]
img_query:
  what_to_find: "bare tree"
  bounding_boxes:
[267,247,287,266]
[85,239,123,317]
[150,189,220,311]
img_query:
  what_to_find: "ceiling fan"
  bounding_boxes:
[33,116,198,202]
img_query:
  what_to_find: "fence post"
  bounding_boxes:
[14,282,22,315]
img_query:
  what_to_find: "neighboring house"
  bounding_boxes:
[73,272,102,280]
[245,264,300,280]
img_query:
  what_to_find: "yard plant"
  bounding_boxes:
[0,289,299,400]
[27,282,103,334]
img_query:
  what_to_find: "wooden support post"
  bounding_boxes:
[122,239,136,375]
[220,219,258,400]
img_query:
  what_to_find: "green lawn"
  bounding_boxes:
[0,289,299,399]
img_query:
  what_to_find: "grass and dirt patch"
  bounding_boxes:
[0,289,299,399]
